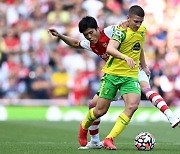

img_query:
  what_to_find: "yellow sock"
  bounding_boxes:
[82,108,96,130]
[106,113,130,139]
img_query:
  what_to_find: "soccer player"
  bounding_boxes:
[77,5,149,150]
[48,15,180,149]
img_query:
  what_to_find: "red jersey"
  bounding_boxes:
[80,25,116,61]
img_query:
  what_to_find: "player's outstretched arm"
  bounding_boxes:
[107,40,136,69]
[48,28,82,48]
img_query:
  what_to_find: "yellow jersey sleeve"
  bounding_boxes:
[111,26,126,44]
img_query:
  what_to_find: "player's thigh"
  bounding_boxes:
[138,70,150,88]
[123,93,141,107]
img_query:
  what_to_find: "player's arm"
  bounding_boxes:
[106,40,125,59]
[107,28,136,68]
[140,49,150,76]
[107,40,136,69]
[48,28,82,48]
[106,28,127,59]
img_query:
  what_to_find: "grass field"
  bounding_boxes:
[0,121,179,154]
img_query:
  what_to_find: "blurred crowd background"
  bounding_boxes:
[0,0,179,106]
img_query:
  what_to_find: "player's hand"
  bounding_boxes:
[142,66,151,77]
[119,20,129,31]
[48,28,60,37]
[125,56,136,69]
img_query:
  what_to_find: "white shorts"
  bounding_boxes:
[138,69,150,84]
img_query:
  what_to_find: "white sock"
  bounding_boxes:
[164,109,178,124]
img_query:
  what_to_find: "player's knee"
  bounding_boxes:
[89,95,98,109]
[89,101,96,109]
[127,103,139,112]
[94,108,107,118]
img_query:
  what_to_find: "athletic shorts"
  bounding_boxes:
[99,74,141,100]
[138,69,150,84]
[96,90,121,101]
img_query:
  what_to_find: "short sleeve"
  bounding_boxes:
[111,27,126,44]
[80,40,93,51]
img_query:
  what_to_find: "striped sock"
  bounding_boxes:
[142,88,177,124]
[89,101,101,143]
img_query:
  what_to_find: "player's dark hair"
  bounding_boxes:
[79,16,98,33]
[128,5,145,17]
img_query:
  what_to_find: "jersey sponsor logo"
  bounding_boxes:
[133,42,141,50]
[132,41,141,53]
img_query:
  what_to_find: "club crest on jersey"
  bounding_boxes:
[102,43,107,48]
[140,32,145,38]
[101,53,109,58]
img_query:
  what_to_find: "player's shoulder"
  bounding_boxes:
[113,26,126,37]
[104,25,117,32]
[114,25,127,37]
[116,25,126,31]
[103,25,117,38]
[139,24,147,32]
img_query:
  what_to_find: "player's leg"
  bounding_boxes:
[79,91,121,149]
[78,97,111,146]
[81,91,122,149]
[88,94,101,144]
[103,78,141,150]
[78,74,116,146]
[79,94,102,149]
[138,70,180,128]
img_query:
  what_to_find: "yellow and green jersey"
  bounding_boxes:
[102,25,147,78]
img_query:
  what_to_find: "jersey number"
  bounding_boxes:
[134,81,140,88]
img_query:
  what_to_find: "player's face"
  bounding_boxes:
[127,15,144,31]
[83,28,100,44]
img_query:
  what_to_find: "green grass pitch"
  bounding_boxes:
[0,121,179,154]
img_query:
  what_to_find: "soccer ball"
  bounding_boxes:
[134,132,155,151]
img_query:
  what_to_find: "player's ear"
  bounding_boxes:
[96,27,99,31]
[127,15,130,22]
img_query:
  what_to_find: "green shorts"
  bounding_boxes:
[99,74,141,100]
